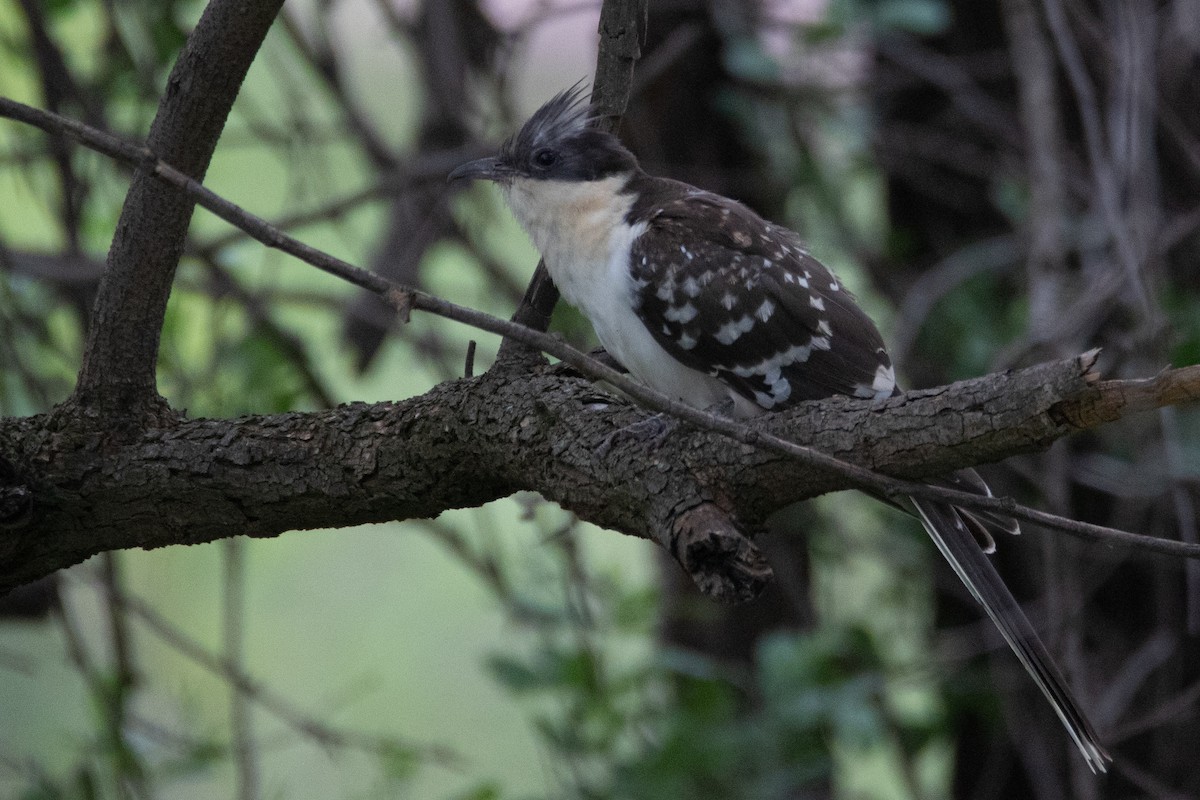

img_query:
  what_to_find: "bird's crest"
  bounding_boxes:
[502,80,593,159]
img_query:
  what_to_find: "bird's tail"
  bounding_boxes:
[908,471,1112,773]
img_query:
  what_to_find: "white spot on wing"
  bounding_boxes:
[783,343,813,365]
[727,340,818,379]
[770,376,791,404]
[714,315,755,345]
[750,375,793,410]
[872,363,896,397]
[809,295,825,311]
[664,303,698,323]
[755,299,775,322]
[853,363,894,400]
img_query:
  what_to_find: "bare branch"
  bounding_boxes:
[1041,0,1156,318]
[3,346,1199,598]
[71,0,285,421]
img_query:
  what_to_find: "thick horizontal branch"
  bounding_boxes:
[4,96,1200,600]
[2,352,1197,595]
[2,93,1041,515]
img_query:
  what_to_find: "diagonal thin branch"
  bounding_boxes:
[2,95,1198,566]
[72,569,461,767]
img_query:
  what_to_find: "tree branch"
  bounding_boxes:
[71,0,284,422]
[3,94,1199,601]
[2,351,1198,597]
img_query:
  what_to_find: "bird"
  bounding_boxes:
[449,84,1111,772]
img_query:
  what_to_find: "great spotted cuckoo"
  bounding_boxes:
[449,85,1110,772]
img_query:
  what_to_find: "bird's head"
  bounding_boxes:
[449,84,643,257]
[448,83,639,187]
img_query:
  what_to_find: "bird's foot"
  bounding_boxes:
[702,397,737,419]
[596,397,736,458]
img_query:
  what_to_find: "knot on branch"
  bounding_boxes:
[668,503,772,604]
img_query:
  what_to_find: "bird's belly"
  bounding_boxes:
[571,283,762,417]
[593,309,729,405]
[541,220,760,418]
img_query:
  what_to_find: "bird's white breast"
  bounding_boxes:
[502,177,746,413]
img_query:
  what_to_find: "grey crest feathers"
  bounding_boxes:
[504,81,592,153]
[499,82,639,181]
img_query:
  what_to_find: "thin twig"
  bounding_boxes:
[1041,0,1154,317]
[70,569,463,768]
[98,553,150,800]
[192,146,489,257]
[223,538,259,800]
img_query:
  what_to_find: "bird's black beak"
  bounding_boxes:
[448,156,509,184]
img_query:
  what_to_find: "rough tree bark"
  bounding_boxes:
[2,350,1197,595]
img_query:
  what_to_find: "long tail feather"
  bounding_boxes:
[909,495,1112,773]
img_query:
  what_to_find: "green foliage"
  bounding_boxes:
[0,276,82,415]
[486,588,913,800]
[448,783,504,800]
[912,273,1026,380]
[19,766,97,800]
[613,628,892,800]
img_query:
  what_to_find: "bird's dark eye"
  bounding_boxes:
[532,148,558,169]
